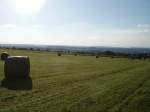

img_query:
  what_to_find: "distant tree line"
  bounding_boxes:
[0,46,150,59]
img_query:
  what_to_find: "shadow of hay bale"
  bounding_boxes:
[1,77,32,90]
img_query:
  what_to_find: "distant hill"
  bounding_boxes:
[0,44,150,54]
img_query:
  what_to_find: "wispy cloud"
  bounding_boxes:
[0,24,17,29]
[137,24,150,28]
[0,24,41,32]
[1,23,149,34]
[105,24,150,34]
[0,22,150,47]
[136,24,150,33]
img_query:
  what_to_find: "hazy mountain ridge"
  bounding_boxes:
[0,44,150,54]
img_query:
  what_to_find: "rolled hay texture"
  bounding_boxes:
[1,52,9,61]
[4,56,30,78]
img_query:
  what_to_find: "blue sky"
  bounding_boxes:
[0,0,150,47]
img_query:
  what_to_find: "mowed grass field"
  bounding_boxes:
[0,49,150,112]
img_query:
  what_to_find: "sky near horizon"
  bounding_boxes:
[0,0,150,47]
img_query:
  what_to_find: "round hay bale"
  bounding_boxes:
[1,52,9,61]
[74,53,78,56]
[58,53,62,56]
[96,55,99,58]
[4,56,30,78]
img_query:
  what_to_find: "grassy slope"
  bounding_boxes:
[0,49,150,112]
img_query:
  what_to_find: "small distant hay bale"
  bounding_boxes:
[111,56,114,58]
[74,53,78,56]
[58,52,62,56]
[96,55,99,58]
[4,56,30,78]
[1,52,9,61]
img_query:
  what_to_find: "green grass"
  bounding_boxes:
[0,49,150,112]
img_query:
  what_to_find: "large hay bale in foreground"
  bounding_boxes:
[1,52,9,61]
[4,56,30,78]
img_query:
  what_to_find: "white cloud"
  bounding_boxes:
[0,24,17,29]
[110,28,150,34]
[137,24,150,28]
[136,24,150,33]
[0,24,41,32]
[50,23,150,36]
